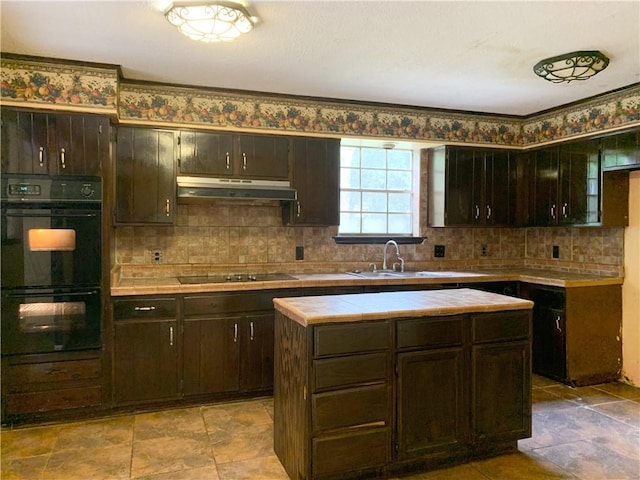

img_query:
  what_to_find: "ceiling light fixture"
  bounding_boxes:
[533,50,610,83]
[165,1,254,43]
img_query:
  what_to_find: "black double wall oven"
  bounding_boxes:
[1,175,102,355]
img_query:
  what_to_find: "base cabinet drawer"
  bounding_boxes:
[5,386,103,414]
[312,428,390,477]
[312,384,388,433]
[4,359,101,386]
[313,352,387,391]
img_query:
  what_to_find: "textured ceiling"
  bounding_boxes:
[1,0,639,116]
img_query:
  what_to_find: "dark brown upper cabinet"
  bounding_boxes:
[427,146,518,227]
[1,108,108,177]
[177,130,290,180]
[283,136,340,226]
[115,126,176,224]
[601,129,640,171]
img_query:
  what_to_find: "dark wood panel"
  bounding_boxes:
[5,386,102,414]
[183,292,274,316]
[236,134,289,179]
[472,311,530,344]
[397,315,464,350]
[239,314,275,391]
[113,297,177,320]
[313,352,387,391]
[3,359,101,388]
[312,384,388,433]
[314,321,389,357]
[179,130,234,176]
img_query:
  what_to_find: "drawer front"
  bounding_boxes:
[4,358,101,389]
[313,352,388,391]
[113,298,176,320]
[397,315,464,350]
[314,321,389,357]
[183,292,273,316]
[312,428,390,477]
[5,386,102,414]
[313,384,388,433]
[472,311,531,344]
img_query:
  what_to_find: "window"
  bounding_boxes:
[339,144,418,235]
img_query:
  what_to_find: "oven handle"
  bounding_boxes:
[5,290,99,298]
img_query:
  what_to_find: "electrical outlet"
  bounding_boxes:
[295,246,304,261]
[434,245,445,258]
[151,249,163,264]
[481,244,488,256]
[552,245,560,259]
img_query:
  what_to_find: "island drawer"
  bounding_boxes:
[113,298,177,320]
[397,315,464,350]
[312,384,388,432]
[312,427,390,477]
[472,311,530,343]
[313,321,389,357]
[183,292,274,316]
[313,352,388,391]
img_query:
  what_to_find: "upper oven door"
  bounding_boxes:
[1,204,101,289]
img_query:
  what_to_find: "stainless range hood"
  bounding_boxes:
[177,176,297,201]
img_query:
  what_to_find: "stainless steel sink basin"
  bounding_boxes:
[347,270,487,279]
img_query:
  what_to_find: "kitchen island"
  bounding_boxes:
[273,288,534,480]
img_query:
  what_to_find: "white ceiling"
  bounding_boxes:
[1,0,639,116]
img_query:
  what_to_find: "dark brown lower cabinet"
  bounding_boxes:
[274,309,531,480]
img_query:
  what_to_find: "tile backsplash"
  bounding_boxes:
[114,201,624,278]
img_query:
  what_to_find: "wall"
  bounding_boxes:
[623,171,640,385]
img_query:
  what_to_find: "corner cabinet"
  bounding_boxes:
[115,126,176,224]
[602,129,640,171]
[283,136,340,226]
[427,146,519,227]
[1,108,108,177]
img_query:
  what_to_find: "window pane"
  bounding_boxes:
[340,147,360,167]
[361,148,386,168]
[389,214,411,234]
[388,150,411,170]
[341,167,360,189]
[340,213,361,233]
[362,213,386,233]
[361,169,386,189]
[340,191,361,211]
[388,192,411,213]
[362,192,387,212]
[387,170,411,190]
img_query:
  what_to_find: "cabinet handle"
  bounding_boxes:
[555,316,562,332]
[551,204,556,220]
[169,326,174,346]
[225,152,230,169]
[60,148,66,169]
[134,306,156,311]
[165,199,170,217]
[296,201,301,218]
[486,205,491,220]
[38,146,44,167]
[562,202,568,218]
[46,368,67,375]
[242,152,247,170]
[250,321,254,341]
[475,205,480,220]
[234,322,238,343]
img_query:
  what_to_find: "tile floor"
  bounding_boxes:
[1,375,639,480]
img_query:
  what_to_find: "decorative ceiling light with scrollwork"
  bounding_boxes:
[533,50,610,83]
[165,1,255,43]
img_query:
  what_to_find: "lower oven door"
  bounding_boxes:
[1,288,101,355]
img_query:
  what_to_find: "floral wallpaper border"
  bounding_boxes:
[1,55,639,147]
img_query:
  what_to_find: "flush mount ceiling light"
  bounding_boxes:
[165,1,254,43]
[533,50,610,83]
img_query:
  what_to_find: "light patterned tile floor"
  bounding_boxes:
[1,376,639,480]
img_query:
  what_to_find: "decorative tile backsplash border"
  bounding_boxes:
[1,54,639,147]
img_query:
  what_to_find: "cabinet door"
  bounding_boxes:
[1,109,49,174]
[236,134,289,179]
[52,114,107,176]
[285,137,340,225]
[115,127,176,224]
[183,317,240,395]
[445,148,479,225]
[178,130,234,176]
[472,341,531,443]
[486,150,516,225]
[397,348,467,459]
[602,130,640,170]
[114,320,179,404]
[240,314,275,391]
[532,148,560,225]
[532,306,566,381]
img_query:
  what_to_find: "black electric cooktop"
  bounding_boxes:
[177,273,297,284]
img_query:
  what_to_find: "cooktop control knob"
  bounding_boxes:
[248,275,257,281]
[80,184,95,198]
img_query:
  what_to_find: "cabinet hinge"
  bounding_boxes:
[177,135,181,145]
[394,443,399,453]
[98,124,102,135]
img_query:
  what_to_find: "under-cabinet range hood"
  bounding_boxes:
[177,176,297,201]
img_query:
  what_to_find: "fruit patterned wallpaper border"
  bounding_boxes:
[1,55,639,147]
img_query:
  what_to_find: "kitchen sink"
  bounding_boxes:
[347,270,488,279]
[178,273,298,284]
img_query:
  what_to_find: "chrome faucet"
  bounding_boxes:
[382,240,403,271]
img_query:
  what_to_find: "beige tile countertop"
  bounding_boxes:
[110,268,623,296]
[273,288,534,327]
